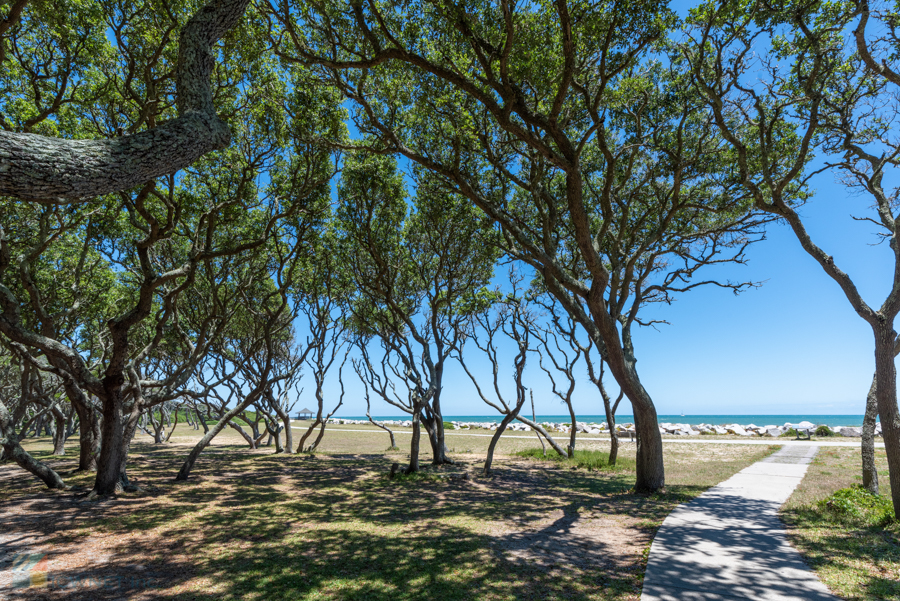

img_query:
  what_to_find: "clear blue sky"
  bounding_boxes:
[304,2,892,419]
[310,169,890,419]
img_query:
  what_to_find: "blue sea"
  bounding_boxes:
[338,415,866,427]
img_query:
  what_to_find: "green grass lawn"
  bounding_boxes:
[783,446,899,600]
[0,427,777,600]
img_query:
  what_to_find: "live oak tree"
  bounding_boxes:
[454,270,571,468]
[175,268,303,480]
[0,342,68,488]
[0,0,343,494]
[533,306,584,458]
[685,0,900,515]
[337,153,498,471]
[537,297,625,464]
[294,231,352,453]
[269,0,766,491]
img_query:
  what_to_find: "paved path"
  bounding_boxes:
[641,445,837,601]
[289,426,884,448]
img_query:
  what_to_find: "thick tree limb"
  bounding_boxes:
[0,0,249,200]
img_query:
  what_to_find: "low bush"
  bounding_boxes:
[815,425,833,437]
[443,421,455,430]
[819,485,895,527]
[780,428,799,438]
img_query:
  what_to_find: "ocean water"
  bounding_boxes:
[339,414,866,427]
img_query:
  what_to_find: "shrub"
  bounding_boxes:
[780,428,799,438]
[819,485,895,527]
[815,425,833,437]
[443,421,455,430]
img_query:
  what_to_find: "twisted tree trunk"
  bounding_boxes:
[0,0,250,200]
[0,400,67,489]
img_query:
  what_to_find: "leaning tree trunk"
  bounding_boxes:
[1,439,67,489]
[590,312,665,491]
[631,399,665,493]
[0,402,67,489]
[515,414,568,457]
[484,408,523,475]
[281,414,293,454]
[296,417,322,453]
[367,411,396,449]
[308,422,328,452]
[176,394,258,480]
[196,408,209,434]
[873,327,900,518]
[862,373,879,494]
[565,402,577,458]
[68,390,99,471]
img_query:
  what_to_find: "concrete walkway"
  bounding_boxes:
[641,445,837,601]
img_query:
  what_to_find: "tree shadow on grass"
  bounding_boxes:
[783,506,900,600]
[0,443,712,601]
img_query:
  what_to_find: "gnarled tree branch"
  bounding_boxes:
[0,0,249,200]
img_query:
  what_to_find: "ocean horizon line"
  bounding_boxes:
[326,414,868,428]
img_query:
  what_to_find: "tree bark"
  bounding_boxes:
[566,403,577,458]
[296,418,321,453]
[406,408,421,474]
[873,326,900,518]
[515,414,568,457]
[428,391,453,465]
[0,400,67,489]
[862,372,879,494]
[281,414,292,454]
[367,410,396,449]
[632,400,665,493]
[0,0,250,200]
[421,411,453,465]
[92,378,128,495]
[51,406,66,455]
[308,422,327,452]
